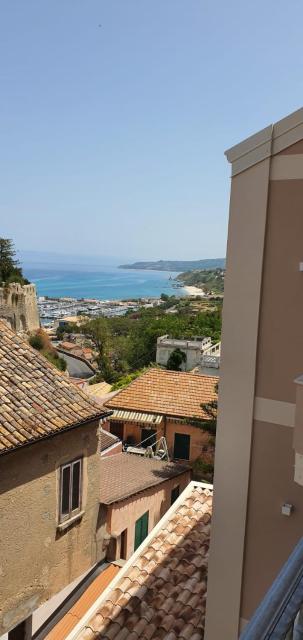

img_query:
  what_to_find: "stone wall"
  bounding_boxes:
[0,283,40,333]
[0,420,106,636]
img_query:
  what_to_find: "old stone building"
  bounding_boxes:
[0,320,110,640]
[0,282,39,333]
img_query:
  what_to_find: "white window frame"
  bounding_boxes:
[59,458,83,523]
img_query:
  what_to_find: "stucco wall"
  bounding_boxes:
[106,471,191,558]
[240,174,303,620]
[241,420,303,620]
[0,283,39,333]
[106,419,211,462]
[0,420,106,636]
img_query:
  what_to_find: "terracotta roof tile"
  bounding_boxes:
[0,321,108,454]
[100,453,190,504]
[99,428,120,453]
[105,368,218,420]
[76,482,212,640]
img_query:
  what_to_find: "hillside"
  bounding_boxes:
[119,258,226,271]
[176,268,225,295]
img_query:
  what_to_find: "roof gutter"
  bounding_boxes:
[0,410,113,458]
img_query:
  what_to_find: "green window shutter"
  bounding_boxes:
[134,511,149,550]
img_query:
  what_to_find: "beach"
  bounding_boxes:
[183,285,205,296]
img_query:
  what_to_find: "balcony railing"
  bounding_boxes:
[240,537,303,639]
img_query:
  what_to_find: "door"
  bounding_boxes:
[141,428,157,449]
[110,421,124,440]
[134,511,149,550]
[171,485,180,505]
[120,529,127,560]
[173,433,190,460]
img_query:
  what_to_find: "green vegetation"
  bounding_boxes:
[111,368,150,390]
[0,238,29,286]
[29,329,67,372]
[176,268,225,295]
[76,296,222,383]
[166,348,186,371]
[190,381,218,481]
[119,258,225,271]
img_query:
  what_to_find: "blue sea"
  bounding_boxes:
[23,264,185,300]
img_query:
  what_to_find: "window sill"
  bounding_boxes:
[57,510,85,532]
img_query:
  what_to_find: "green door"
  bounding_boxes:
[173,433,190,460]
[134,511,149,550]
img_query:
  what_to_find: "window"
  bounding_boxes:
[173,433,190,460]
[60,458,82,522]
[134,511,149,551]
[109,421,124,440]
[171,485,180,505]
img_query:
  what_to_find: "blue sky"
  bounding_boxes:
[1,0,303,262]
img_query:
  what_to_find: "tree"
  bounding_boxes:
[166,348,186,371]
[0,238,28,285]
[82,318,113,381]
[200,382,218,436]
[29,329,67,372]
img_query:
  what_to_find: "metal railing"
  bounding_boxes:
[240,537,303,639]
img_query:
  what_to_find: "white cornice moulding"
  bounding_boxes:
[270,155,303,180]
[225,107,303,177]
[254,397,295,428]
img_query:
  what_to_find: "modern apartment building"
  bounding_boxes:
[205,108,303,638]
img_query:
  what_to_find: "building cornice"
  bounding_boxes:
[225,107,303,176]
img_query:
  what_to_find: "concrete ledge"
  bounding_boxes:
[57,510,85,532]
[254,397,295,428]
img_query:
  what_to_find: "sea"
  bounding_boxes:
[23,264,185,300]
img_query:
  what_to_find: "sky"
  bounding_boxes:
[1,1,303,263]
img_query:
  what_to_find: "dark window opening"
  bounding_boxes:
[120,529,127,560]
[141,428,157,449]
[109,421,124,440]
[173,433,190,460]
[171,485,180,505]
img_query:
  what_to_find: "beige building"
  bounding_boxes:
[100,453,191,559]
[104,368,218,464]
[0,321,111,640]
[156,334,212,371]
[205,108,303,638]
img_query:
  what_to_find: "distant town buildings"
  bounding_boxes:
[156,334,212,371]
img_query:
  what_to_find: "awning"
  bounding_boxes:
[109,410,163,425]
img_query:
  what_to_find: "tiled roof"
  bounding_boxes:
[74,482,212,640]
[100,453,190,504]
[105,368,218,420]
[0,320,108,455]
[99,428,120,453]
[45,565,120,640]
[86,382,112,399]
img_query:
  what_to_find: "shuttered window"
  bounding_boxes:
[60,458,82,521]
[134,511,149,551]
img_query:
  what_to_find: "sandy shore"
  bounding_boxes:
[183,285,205,296]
